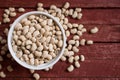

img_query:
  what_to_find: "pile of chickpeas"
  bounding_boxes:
[0,2,99,80]
[12,14,63,66]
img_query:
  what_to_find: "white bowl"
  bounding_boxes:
[8,11,66,70]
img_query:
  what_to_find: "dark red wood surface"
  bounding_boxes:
[0,0,120,80]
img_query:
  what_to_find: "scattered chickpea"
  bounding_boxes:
[80,39,86,46]
[64,2,70,9]
[74,55,80,61]
[29,69,35,74]
[37,3,43,7]
[67,65,74,72]
[90,27,99,34]
[80,55,85,62]
[33,73,40,80]
[4,9,10,15]
[72,11,78,18]
[3,17,10,23]
[67,44,72,50]
[60,56,66,61]
[7,65,13,72]
[10,12,16,17]
[72,46,79,53]
[70,28,77,34]
[9,7,15,12]
[18,8,25,12]
[0,71,6,78]
[87,40,93,45]
[73,35,79,40]
[3,13,9,18]
[75,61,80,68]
[68,56,74,63]
[75,8,82,12]
[68,40,75,45]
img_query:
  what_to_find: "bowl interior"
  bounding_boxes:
[8,11,66,70]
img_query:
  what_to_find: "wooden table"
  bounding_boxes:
[0,0,120,80]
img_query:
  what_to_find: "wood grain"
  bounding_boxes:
[0,0,120,80]
[0,0,120,8]
[0,9,120,24]
[0,44,120,79]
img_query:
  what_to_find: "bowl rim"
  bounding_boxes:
[8,11,66,70]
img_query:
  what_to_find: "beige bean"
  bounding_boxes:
[70,28,77,34]
[37,3,43,7]
[67,23,72,29]
[30,58,34,65]
[34,51,42,57]
[68,40,75,45]
[18,8,25,12]
[9,7,15,12]
[16,51,23,58]
[10,12,16,17]
[77,13,82,19]
[87,40,93,45]
[15,23,22,30]
[3,17,10,23]
[34,59,39,66]
[4,9,10,15]
[75,40,79,47]
[80,55,85,62]
[7,65,13,72]
[74,55,80,61]
[28,15,35,20]
[25,40,32,45]
[0,71,6,78]
[75,61,80,68]
[67,44,72,50]
[72,11,78,18]
[68,56,74,63]
[29,69,35,74]
[28,54,34,59]
[33,30,40,37]
[77,31,83,36]
[58,40,63,47]
[73,35,79,40]
[78,24,84,30]
[72,46,79,53]
[80,39,86,46]
[19,35,26,41]
[81,28,87,33]
[75,8,82,12]
[3,13,8,18]
[31,43,37,51]
[67,65,74,72]
[60,56,66,61]
[34,24,41,30]
[26,32,32,39]
[29,27,35,33]
[64,2,70,9]
[90,27,99,34]
[65,30,70,37]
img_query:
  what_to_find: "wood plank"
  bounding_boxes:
[2,59,120,78]
[1,78,120,80]
[0,9,120,42]
[0,43,120,78]
[0,24,120,42]
[0,9,120,24]
[0,0,120,8]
